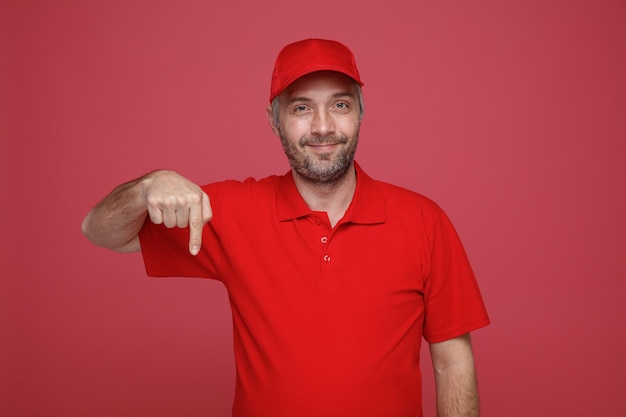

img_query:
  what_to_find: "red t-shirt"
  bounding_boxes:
[139,162,490,417]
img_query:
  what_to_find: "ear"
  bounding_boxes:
[266,105,280,136]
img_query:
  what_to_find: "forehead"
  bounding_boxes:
[281,71,358,101]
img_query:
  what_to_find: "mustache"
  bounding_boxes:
[299,134,348,147]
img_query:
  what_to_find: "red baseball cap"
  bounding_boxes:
[269,38,364,103]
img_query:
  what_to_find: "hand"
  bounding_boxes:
[142,170,212,255]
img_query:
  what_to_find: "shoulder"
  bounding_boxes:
[195,176,284,229]
[353,163,447,230]
[356,162,442,214]
[377,179,438,206]
[371,177,445,221]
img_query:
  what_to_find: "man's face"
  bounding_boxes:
[270,71,361,184]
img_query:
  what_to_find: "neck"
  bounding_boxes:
[292,164,357,227]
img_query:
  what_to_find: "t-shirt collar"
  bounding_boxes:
[276,161,386,225]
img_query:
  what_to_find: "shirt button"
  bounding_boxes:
[323,254,331,262]
[320,236,328,244]
[314,218,321,225]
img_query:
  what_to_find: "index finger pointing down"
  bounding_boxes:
[188,198,205,256]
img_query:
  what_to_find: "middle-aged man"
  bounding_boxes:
[82,38,490,417]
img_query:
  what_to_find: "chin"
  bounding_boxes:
[300,159,353,183]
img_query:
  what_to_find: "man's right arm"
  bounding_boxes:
[81,170,212,255]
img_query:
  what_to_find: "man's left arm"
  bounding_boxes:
[429,333,480,417]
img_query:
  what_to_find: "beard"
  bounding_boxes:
[280,131,359,184]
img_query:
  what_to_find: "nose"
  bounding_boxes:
[310,108,335,136]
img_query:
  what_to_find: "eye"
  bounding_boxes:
[334,101,350,112]
[292,105,308,113]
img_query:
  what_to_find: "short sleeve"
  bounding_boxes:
[422,210,490,343]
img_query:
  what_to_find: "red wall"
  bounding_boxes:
[3,1,625,416]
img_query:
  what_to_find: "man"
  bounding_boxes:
[82,39,490,417]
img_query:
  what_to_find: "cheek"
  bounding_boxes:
[283,119,309,137]
[338,118,360,136]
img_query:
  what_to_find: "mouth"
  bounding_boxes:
[307,143,340,152]
[301,135,347,148]
[309,142,339,147]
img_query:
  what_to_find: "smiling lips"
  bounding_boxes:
[309,142,339,148]
[300,135,347,149]
[306,143,341,154]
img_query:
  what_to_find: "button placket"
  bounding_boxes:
[311,213,335,274]
[320,233,331,263]
[320,230,331,266]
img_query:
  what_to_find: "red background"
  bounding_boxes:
[2,1,625,416]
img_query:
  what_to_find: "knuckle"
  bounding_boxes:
[175,196,187,206]
[146,196,160,209]
[167,195,181,207]
[188,193,201,204]
[190,220,204,230]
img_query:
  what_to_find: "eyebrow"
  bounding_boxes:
[287,91,356,105]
